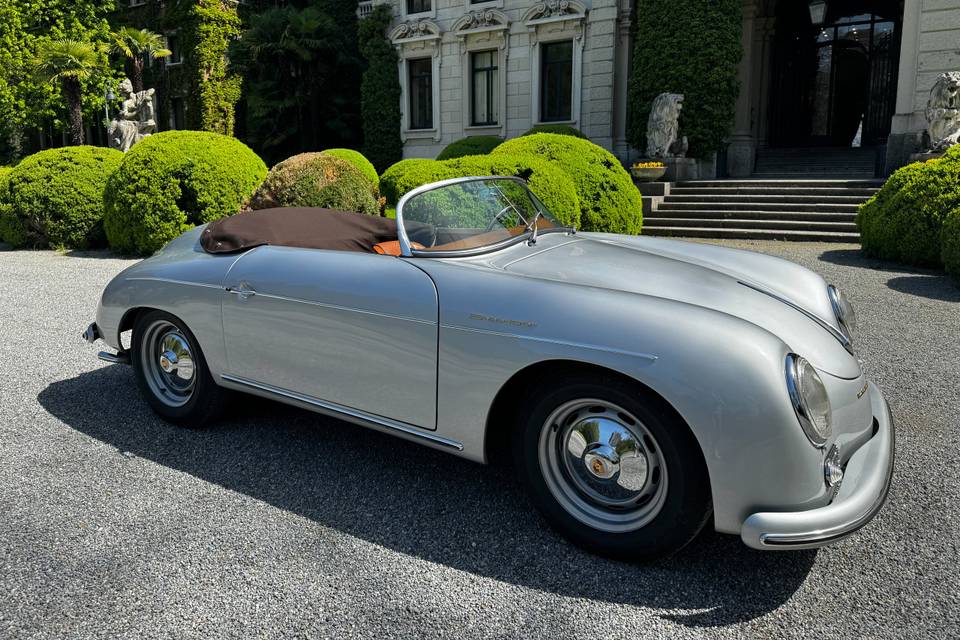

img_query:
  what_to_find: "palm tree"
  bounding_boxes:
[34,39,102,146]
[111,27,171,93]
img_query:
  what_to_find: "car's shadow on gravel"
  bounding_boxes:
[39,365,816,627]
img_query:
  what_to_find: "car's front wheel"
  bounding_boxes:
[131,310,227,426]
[513,371,712,560]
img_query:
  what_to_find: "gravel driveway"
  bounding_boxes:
[1,241,958,639]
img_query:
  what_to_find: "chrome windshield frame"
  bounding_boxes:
[396,175,568,258]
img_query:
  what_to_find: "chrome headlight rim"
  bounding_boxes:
[827,285,857,343]
[785,353,832,448]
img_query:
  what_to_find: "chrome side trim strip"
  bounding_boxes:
[127,277,224,290]
[242,291,437,326]
[440,324,658,363]
[220,374,464,451]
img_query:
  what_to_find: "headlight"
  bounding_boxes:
[785,354,832,447]
[828,285,857,342]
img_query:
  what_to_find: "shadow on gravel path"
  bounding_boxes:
[39,365,815,627]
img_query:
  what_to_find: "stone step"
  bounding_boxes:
[650,209,857,222]
[676,179,884,188]
[669,186,879,197]
[663,194,870,204]
[642,226,860,242]
[659,201,861,213]
[751,172,877,179]
[645,217,858,232]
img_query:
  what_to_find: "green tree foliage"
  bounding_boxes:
[358,5,402,173]
[1,146,122,249]
[185,0,242,135]
[858,147,960,274]
[110,27,171,93]
[436,136,504,161]
[0,0,118,160]
[231,1,363,165]
[493,134,642,234]
[249,152,379,215]
[103,131,267,255]
[34,39,104,146]
[627,0,742,158]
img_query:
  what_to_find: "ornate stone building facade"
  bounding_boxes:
[370,0,633,160]
[371,0,959,176]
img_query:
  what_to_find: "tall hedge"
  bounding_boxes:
[359,5,402,173]
[104,131,266,255]
[627,0,742,158]
[248,152,379,215]
[1,147,122,249]
[493,134,642,234]
[857,150,960,268]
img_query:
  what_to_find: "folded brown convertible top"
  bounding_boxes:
[200,207,400,254]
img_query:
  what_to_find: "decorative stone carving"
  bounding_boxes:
[525,0,580,20]
[389,19,442,43]
[456,9,505,31]
[646,93,688,159]
[924,71,960,152]
[108,78,156,153]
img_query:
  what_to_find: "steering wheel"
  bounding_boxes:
[485,204,520,232]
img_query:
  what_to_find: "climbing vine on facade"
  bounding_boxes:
[358,5,402,173]
[182,0,241,136]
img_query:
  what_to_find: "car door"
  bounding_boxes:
[221,246,439,429]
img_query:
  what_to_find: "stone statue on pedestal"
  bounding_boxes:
[646,93,688,159]
[924,71,960,152]
[108,78,156,152]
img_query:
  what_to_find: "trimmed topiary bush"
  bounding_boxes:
[359,5,403,172]
[322,148,379,192]
[857,151,960,267]
[436,136,504,161]
[2,147,123,249]
[492,133,642,234]
[942,209,960,281]
[520,124,587,139]
[444,154,580,228]
[249,152,379,215]
[104,131,267,255]
[380,158,456,206]
[0,166,23,247]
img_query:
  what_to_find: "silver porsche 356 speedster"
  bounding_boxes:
[84,176,894,559]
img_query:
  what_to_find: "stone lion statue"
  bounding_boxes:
[646,92,688,158]
[924,71,960,152]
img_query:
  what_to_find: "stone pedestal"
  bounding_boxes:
[909,151,944,163]
[727,136,756,177]
[662,157,699,182]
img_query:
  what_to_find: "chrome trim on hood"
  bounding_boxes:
[738,280,853,353]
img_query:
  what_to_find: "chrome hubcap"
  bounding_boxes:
[539,399,668,533]
[140,320,196,407]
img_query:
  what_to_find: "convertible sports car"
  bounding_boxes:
[84,176,894,559]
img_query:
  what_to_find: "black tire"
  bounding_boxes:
[512,370,712,561]
[131,310,228,427]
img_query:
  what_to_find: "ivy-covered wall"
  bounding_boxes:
[627,0,743,159]
[358,5,402,173]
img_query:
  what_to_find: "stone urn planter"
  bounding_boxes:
[630,165,667,182]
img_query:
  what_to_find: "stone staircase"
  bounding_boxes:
[643,179,883,242]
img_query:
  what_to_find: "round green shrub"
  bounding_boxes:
[942,209,960,281]
[2,147,123,249]
[444,154,581,228]
[321,148,379,191]
[436,136,504,161]
[0,166,22,246]
[380,158,456,206]
[493,133,642,234]
[104,131,267,255]
[857,152,960,267]
[520,124,587,139]
[249,152,379,215]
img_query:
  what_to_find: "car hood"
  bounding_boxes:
[492,233,860,379]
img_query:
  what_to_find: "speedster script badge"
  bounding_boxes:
[469,313,538,329]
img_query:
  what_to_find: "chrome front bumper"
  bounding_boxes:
[740,381,894,550]
[84,322,130,365]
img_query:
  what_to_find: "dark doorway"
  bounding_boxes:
[768,0,903,148]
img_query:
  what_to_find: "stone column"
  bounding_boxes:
[885,0,923,172]
[727,0,759,177]
[612,0,633,159]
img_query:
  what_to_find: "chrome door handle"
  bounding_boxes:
[226,282,256,300]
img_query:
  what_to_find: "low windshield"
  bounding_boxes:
[398,177,561,253]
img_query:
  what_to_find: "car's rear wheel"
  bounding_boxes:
[132,310,227,426]
[513,371,712,560]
